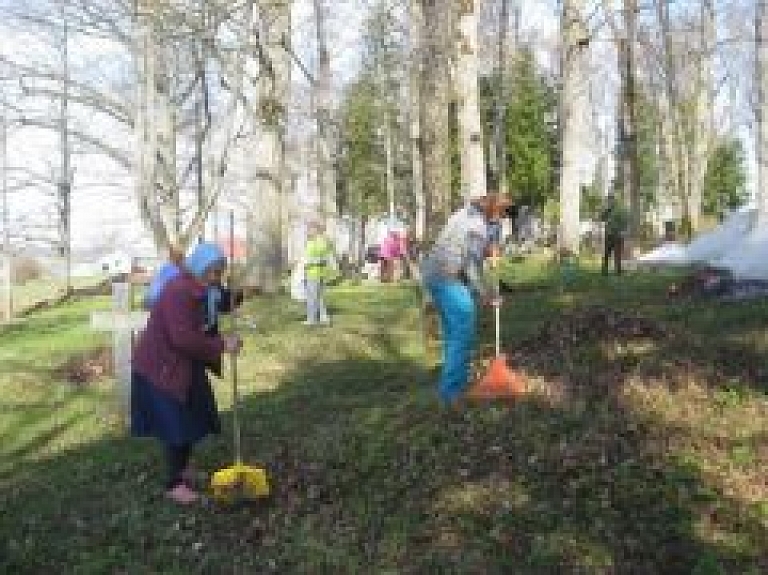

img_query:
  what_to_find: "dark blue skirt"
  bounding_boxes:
[131,368,221,447]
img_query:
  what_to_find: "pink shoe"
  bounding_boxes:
[166,483,200,505]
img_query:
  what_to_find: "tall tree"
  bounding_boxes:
[456,0,486,200]
[688,0,716,231]
[419,0,456,241]
[409,0,426,242]
[480,48,558,210]
[619,0,642,247]
[1,0,286,263]
[655,0,690,236]
[312,0,336,230]
[756,0,768,221]
[337,74,386,226]
[559,0,590,253]
[702,137,747,219]
[245,0,292,291]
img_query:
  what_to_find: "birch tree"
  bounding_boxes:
[756,0,768,221]
[418,0,456,240]
[559,0,590,254]
[408,1,426,243]
[312,0,337,230]
[687,0,716,231]
[456,0,486,200]
[619,0,641,245]
[243,0,292,291]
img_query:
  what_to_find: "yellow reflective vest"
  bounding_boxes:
[304,236,334,280]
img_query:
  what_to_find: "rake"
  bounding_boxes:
[466,249,526,400]
[210,211,270,504]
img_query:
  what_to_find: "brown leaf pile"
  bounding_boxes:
[516,306,670,352]
[52,347,113,385]
[473,306,676,399]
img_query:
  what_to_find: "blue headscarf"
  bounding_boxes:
[186,243,227,330]
[185,242,227,279]
[145,243,227,331]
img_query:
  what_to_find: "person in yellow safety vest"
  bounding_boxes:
[303,221,335,326]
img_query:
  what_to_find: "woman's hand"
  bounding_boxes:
[222,335,243,354]
[481,295,503,308]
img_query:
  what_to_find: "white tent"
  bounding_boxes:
[635,242,690,266]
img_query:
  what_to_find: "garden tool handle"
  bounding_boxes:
[494,277,501,357]
[232,345,242,465]
[494,299,501,357]
[229,210,242,465]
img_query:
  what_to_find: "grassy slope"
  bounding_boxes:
[0,262,766,574]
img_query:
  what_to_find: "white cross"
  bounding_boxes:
[90,282,148,427]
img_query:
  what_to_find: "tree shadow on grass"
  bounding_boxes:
[2,341,766,574]
[1,278,766,573]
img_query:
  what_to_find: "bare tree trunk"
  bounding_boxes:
[248,0,291,292]
[492,0,513,197]
[456,0,486,200]
[420,0,455,241]
[313,0,336,232]
[757,0,768,221]
[1,110,11,322]
[618,0,641,248]
[135,0,180,254]
[656,0,691,237]
[57,18,73,294]
[559,0,588,254]
[409,0,426,243]
[133,0,253,258]
[687,0,716,231]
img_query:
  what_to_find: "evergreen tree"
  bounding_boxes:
[702,137,748,219]
[480,49,559,210]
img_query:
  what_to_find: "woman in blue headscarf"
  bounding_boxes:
[145,244,242,374]
[132,242,242,504]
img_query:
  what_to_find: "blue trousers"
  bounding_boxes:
[427,279,476,404]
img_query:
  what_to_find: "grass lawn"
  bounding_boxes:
[1,258,766,574]
[8,275,108,316]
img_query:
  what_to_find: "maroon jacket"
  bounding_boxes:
[132,272,226,403]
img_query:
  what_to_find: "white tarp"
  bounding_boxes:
[635,242,690,266]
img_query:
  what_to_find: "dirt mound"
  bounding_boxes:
[52,347,112,385]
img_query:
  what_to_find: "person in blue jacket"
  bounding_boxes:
[420,201,499,408]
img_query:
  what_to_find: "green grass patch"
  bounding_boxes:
[1,259,766,573]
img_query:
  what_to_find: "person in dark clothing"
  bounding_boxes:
[131,243,242,505]
[144,247,243,377]
[600,194,629,275]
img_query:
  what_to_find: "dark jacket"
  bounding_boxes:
[133,272,226,403]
